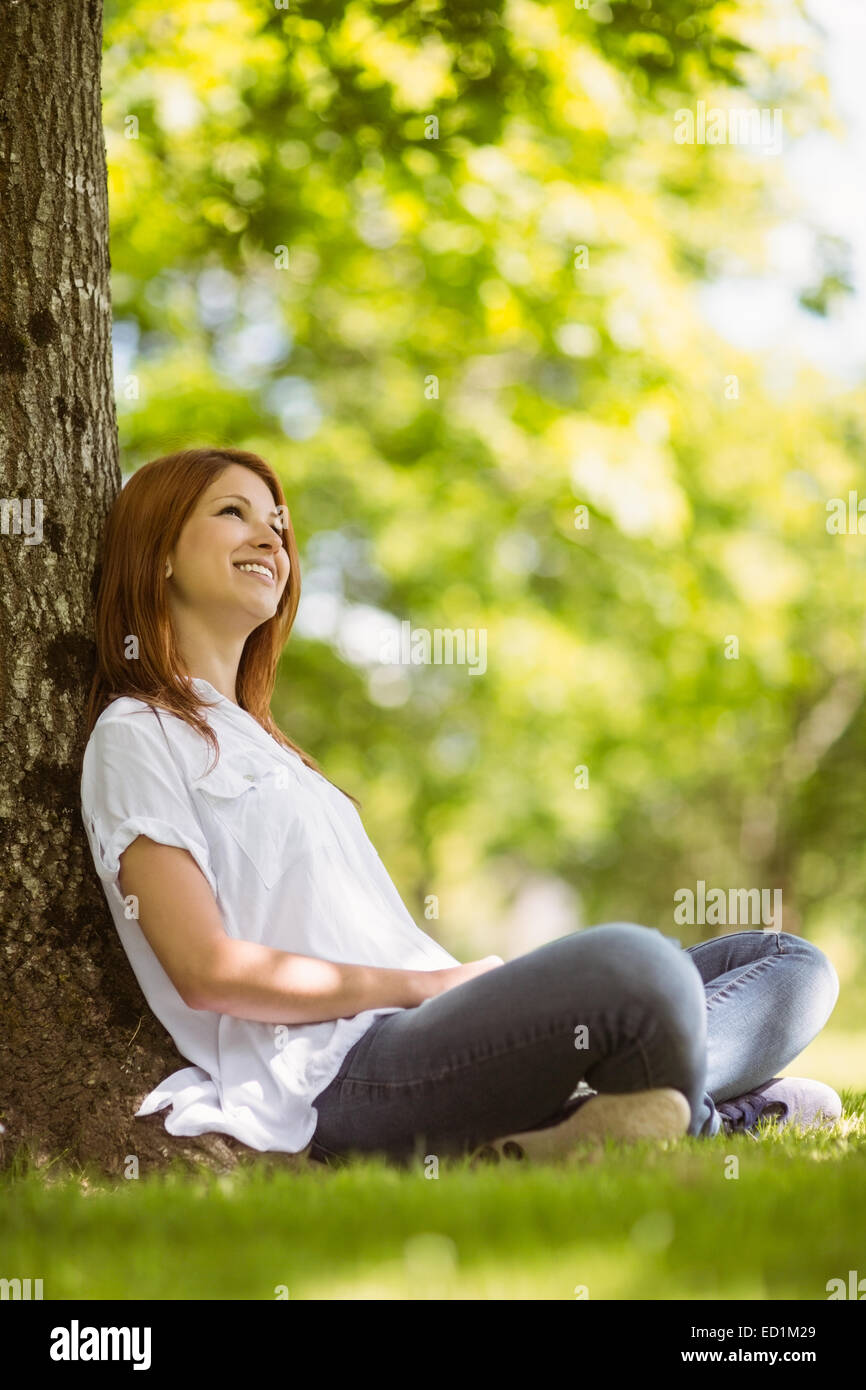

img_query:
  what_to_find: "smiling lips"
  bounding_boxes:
[234,561,275,585]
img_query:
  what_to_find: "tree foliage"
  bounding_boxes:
[100,0,865,1019]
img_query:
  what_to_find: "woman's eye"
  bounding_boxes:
[220,503,284,538]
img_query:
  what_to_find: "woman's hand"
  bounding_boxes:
[415,955,505,1004]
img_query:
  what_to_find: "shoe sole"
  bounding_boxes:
[472,1088,692,1164]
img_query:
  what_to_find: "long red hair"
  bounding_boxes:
[83,446,360,807]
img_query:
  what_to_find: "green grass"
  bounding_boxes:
[2,1089,866,1300]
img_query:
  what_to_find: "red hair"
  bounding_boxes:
[83,446,359,807]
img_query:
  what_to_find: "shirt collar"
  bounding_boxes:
[187,676,305,776]
[191,679,281,748]
[190,676,229,704]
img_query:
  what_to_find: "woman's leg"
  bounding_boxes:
[310,922,710,1166]
[683,929,840,1124]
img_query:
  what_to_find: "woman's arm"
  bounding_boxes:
[118,836,501,1025]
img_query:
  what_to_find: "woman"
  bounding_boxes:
[80,447,843,1169]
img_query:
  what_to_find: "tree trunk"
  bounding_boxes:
[0,0,292,1177]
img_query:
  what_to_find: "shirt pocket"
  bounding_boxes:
[191,757,332,892]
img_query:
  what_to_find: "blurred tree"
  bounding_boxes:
[100,0,860,971]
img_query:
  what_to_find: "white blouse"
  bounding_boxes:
[79,676,459,1154]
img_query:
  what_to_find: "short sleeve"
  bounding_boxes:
[80,707,218,899]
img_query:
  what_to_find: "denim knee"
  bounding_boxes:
[780,933,840,1018]
[588,922,706,1086]
[591,922,705,1027]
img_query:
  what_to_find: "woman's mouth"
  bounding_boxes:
[234,562,275,585]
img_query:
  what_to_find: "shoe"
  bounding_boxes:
[469,1088,692,1165]
[717,1076,842,1137]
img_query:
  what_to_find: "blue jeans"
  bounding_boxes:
[309,925,840,1165]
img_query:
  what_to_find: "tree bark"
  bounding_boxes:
[0,0,294,1177]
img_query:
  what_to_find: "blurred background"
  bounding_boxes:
[104,0,866,1088]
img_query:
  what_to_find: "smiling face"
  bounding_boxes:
[164,464,291,634]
